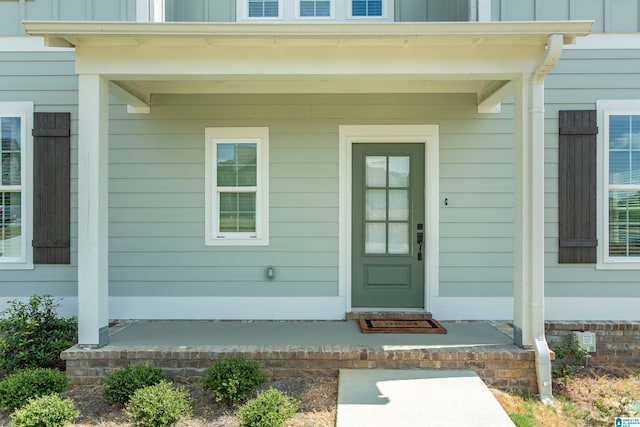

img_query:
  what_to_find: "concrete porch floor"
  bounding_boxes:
[62,320,538,391]
[106,320,513,347]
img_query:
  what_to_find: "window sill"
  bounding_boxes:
[0,261,34,270]
[205,238,269,247]
[596,260,640,270]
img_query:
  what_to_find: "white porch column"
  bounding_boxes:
[77,74,110,348]
[513,74,535,349]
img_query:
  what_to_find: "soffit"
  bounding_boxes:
[24,21,593,111]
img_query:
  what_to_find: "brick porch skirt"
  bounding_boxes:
[62,344,538,392]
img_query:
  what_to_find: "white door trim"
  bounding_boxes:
[338,125,440,313]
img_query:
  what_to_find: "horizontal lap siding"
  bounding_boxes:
[0,50,78,298]
[105,93,512,298]
[543,48,640,298]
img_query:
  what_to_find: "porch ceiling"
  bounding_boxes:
[24,21,593,112]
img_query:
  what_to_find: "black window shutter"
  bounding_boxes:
[558,110,598,263]
[32,112,71,264]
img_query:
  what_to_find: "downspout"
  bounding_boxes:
[530,33,564,404]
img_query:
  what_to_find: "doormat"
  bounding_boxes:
[359,318,447,334]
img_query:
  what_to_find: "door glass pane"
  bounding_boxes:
[388,189,408,221]
[366,156,386,188]
[366,189,386,220]
[388,156,409,188]
[388,222,409,254]
[365,222,386,254]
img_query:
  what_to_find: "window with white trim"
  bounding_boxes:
[247,0,280,18]
[351,0,383,17]
[0,102,32,268]
[205,127,269,246]
[598,100,640,265]
[298,0,331,17]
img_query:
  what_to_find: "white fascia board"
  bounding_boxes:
[23,20,593,47]
[109,81,151,114]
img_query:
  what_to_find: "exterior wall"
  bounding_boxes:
[2,34,640,321]
[543,41,640,308]
[396,0,470,22]
[165,0,234,22]
[0,46,78,313]
[107,92,513,302]
[0,0,137,36]
[491,0,640,32]
[0,44,516,314]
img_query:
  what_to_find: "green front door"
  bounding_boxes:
[352,143,425,308]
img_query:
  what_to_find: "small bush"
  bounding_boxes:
[0,368,67,409]
[125,380,192,427]
[552,337,587,379]
[202,355,267,404]
[237,388,299,427]
[10,394,79,427]
[0,295,77,373]
[102,365,169,404]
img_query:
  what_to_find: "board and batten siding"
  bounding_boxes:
[491,0,640,32]
[0,0,138,36]
[542,46,640,298]
[0,49,78,299]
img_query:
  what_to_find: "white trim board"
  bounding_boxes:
[565,33,640,50]
[338,125,440,313]
[431,297,640,321]
[0,36,74,52]
[109,296,346,320]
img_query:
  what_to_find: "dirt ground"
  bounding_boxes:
[0,377,338,427]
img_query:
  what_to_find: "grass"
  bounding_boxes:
[492,368,640,426]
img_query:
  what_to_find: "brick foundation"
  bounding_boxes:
[62,344,538,392]
[545,321,640,368]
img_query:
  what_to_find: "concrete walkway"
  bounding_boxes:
[337,369,515,427]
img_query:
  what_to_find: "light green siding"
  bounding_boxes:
[2,38,640,307]
[0,49,78,298]
[165,0,234,22]
[0,0,137,36]
[396,0,469,22]
[543,46,640,298]
[492,0,640,32]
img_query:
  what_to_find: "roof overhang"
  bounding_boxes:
[24,21,593,113]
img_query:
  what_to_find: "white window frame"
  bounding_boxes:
[237,0,283,21]
[296,0,334,19]
[205,127,269,246]
[0,101,33,269]
[348,0,390,20]
[597,99,640,269]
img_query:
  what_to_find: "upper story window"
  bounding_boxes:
[351,0,382,17]
[248,0,281,18]
[299,0,331,18]
[205,127,269,246]
[0,102,32,269]
[598,100,640,267]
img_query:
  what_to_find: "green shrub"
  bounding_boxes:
[0,368,67,409]
[10,394,79,427]
[552,337,587,380]
[102,365,169,404]
[202,355,267,404]
[0,295,77,373]
[237,388,299,427]
[125,380,191,427]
